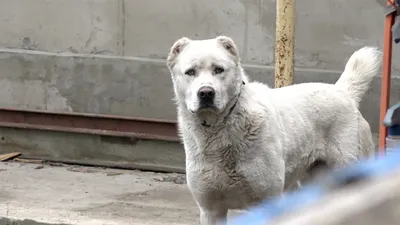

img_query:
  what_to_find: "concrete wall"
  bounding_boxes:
[0,127,185,172]
[0,0,398,67]
[0,0,398,169]
[0,0,399,132]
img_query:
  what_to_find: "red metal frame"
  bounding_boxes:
[378,0,396,155]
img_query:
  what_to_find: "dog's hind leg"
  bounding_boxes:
[307,159,330,177]
[302,122,372,185]
[300,159,330,185]
[325,124,371,170]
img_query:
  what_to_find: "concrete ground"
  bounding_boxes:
[0,134,381,225]
[0,161,200,225]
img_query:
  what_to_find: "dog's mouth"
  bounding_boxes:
[188,104,219,114]
[199,101,218,110]
[198,106,218,113]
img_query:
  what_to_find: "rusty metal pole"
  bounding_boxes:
[378,0,396,156]
[275,0,296,88]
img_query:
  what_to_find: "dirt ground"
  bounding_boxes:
[0,161,201,225]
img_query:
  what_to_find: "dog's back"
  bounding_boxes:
[269,47,381,187]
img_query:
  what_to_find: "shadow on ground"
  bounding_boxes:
[0,218,70,225]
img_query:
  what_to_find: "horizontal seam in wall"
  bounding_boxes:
[1,48,399,77]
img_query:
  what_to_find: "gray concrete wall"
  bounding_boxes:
[0,127,185,172]
[0,0,398,132]
[0,0,399,169]
[0,0,398,68]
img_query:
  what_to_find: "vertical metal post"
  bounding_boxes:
[275,0,296,88]
[378,0,395,156]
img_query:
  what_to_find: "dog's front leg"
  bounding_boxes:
[199,207,228,225]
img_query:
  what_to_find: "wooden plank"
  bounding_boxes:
[0,152,21,161]
[13,158,43,164]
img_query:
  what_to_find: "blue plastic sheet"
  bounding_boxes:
[227,150,400,225]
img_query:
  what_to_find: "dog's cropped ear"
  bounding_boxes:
[216,36,240,62]
[167,37,191,69]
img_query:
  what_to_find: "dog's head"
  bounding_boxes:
[167,36,245,115]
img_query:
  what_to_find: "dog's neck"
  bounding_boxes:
[199,80,245,128]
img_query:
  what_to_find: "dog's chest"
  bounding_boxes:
[188,154,266,209]
[188,127,268,208]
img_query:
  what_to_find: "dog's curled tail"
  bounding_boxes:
[335,46,382,105]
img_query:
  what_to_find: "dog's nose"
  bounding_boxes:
[197,86,215,101]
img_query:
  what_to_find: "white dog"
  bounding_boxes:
[166,36,381,225]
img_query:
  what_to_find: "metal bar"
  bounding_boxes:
[275,0,296,88]
[378,0,395,156]
[0,108,179,142]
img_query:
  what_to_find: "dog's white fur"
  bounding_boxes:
[166,36,381,225]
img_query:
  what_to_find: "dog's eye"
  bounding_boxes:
[185,69,196,76]
[214,67,225,74]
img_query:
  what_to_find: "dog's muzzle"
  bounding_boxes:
[197,86,215,109]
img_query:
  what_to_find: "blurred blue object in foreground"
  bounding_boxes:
[383,103,400,156]
[226,149,400,225]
